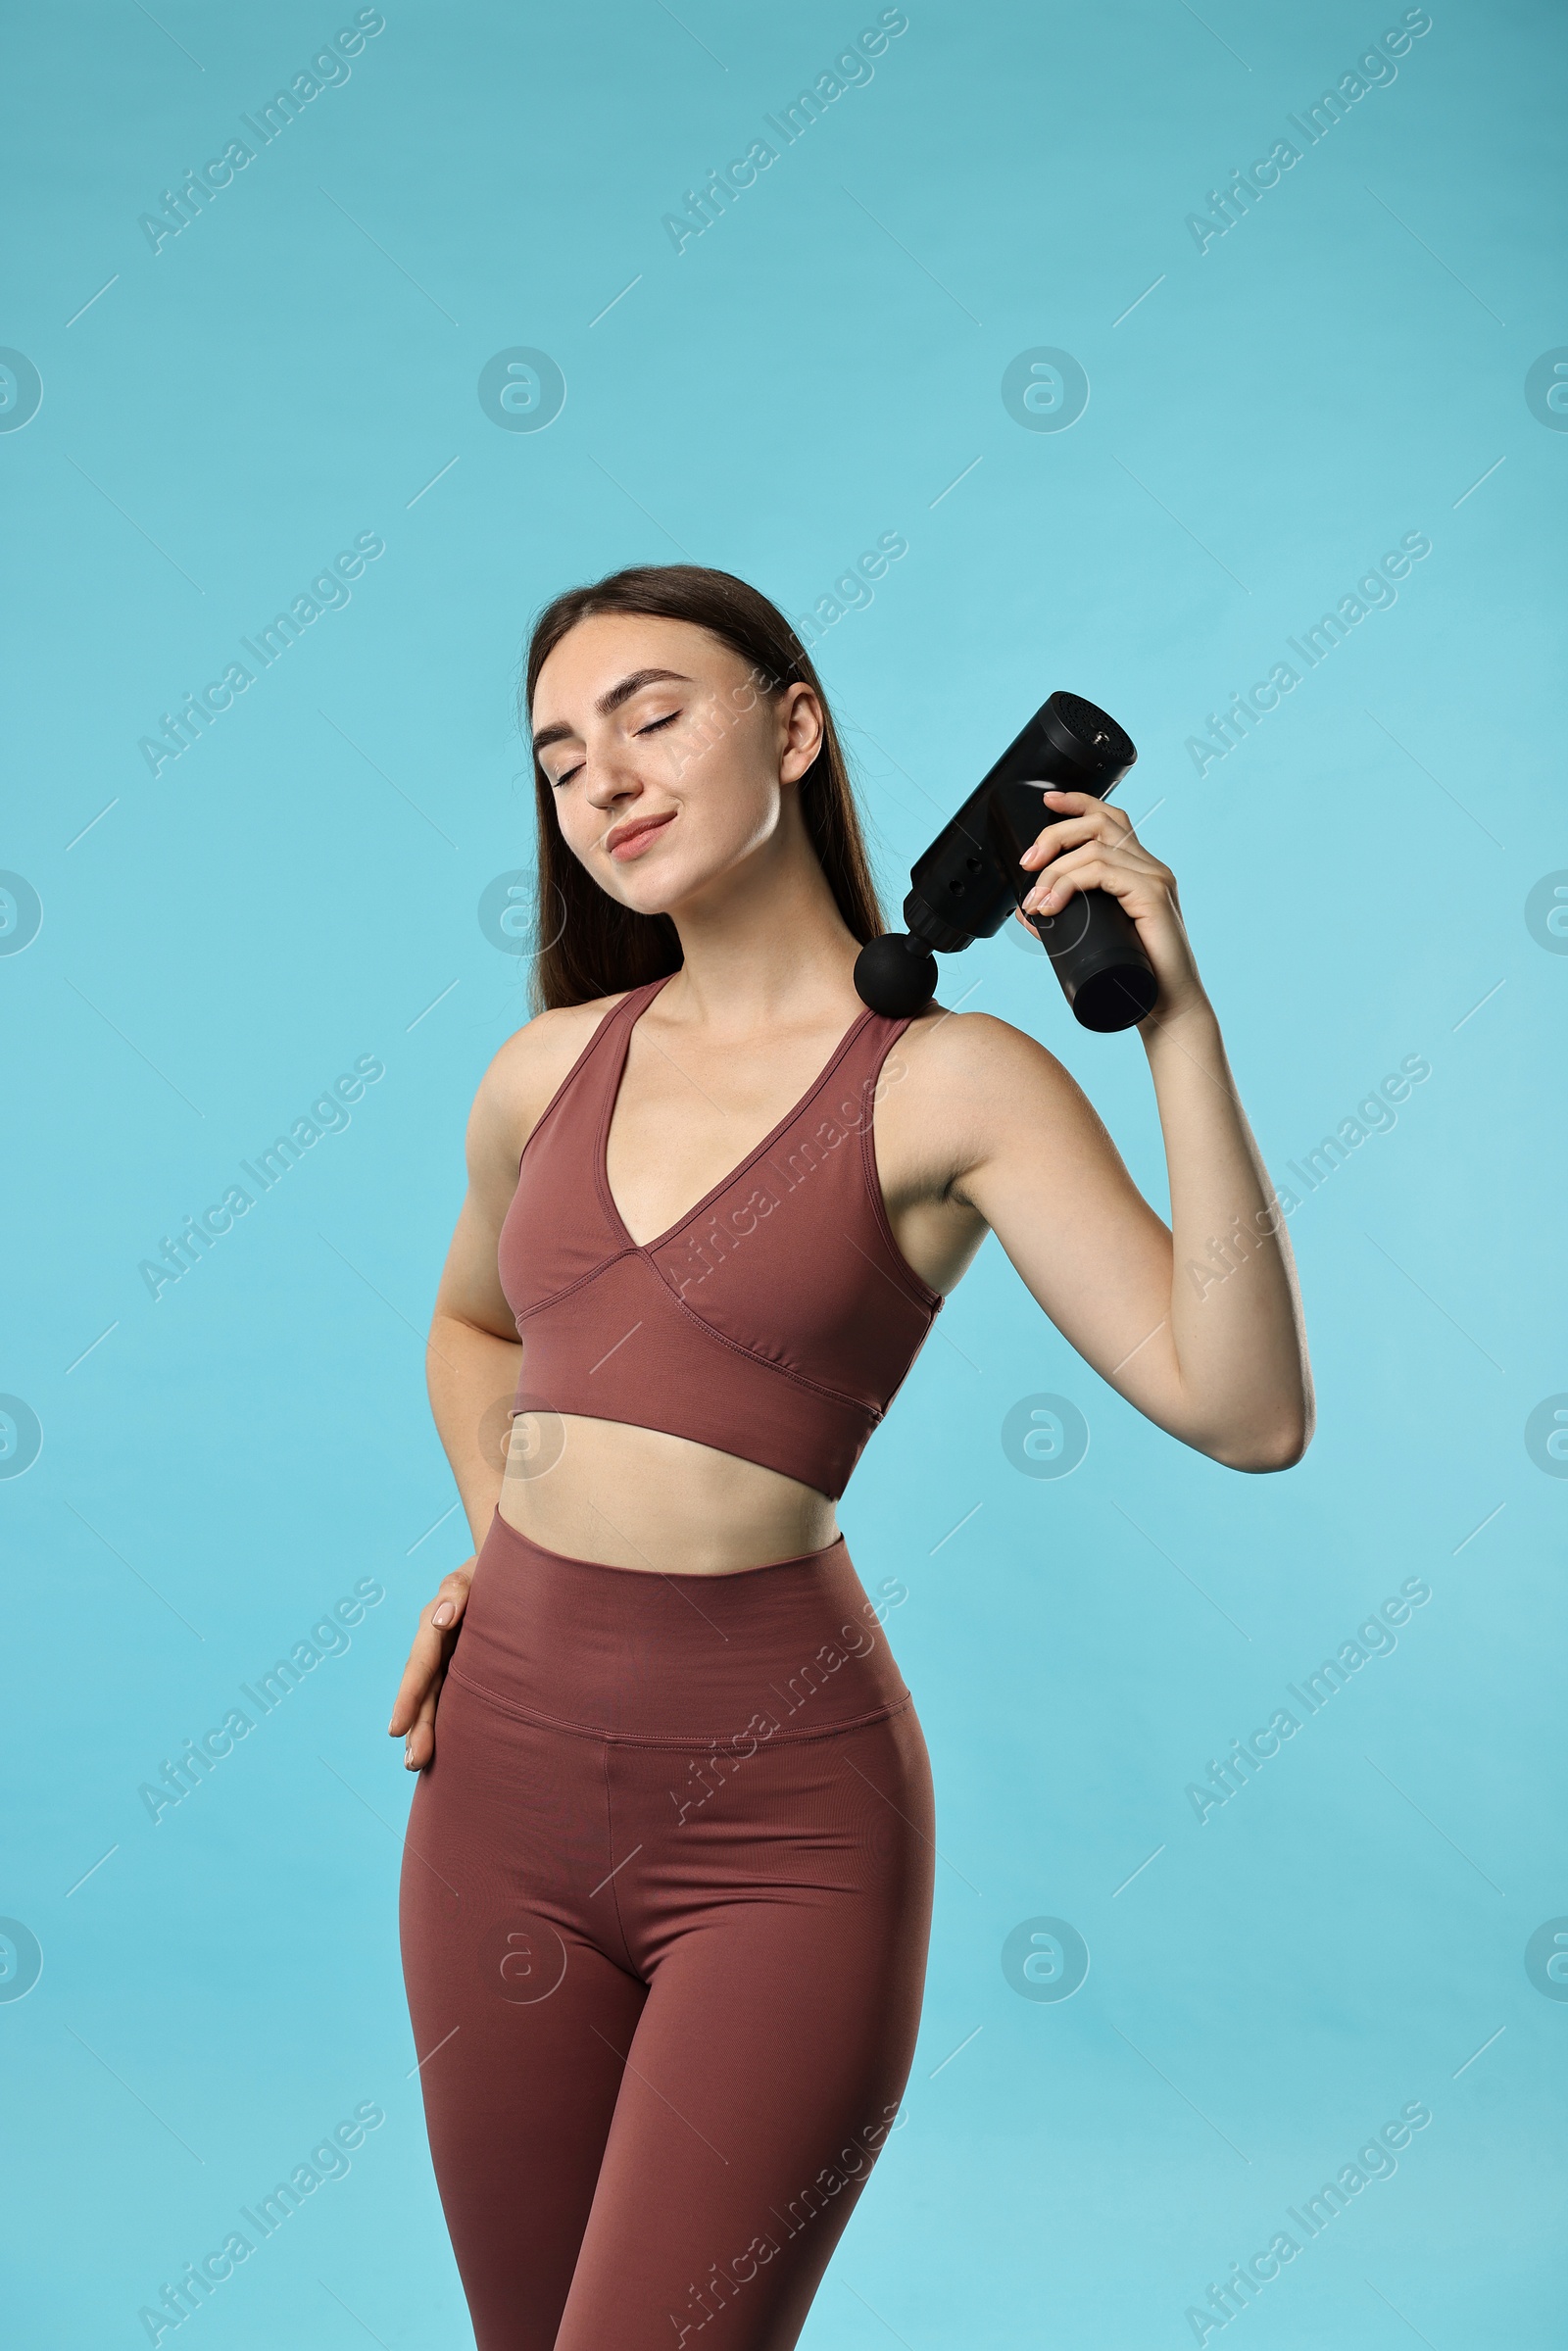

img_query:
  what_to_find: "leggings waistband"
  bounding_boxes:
[446,1508,910,1748]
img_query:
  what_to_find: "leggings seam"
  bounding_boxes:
[446,1659,911,1748]
[599,1741,637,1973]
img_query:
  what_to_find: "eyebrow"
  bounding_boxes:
[531,668,693,756]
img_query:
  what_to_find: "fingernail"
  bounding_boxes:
[431,1601,454,1628]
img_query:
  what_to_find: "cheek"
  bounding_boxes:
[554,793,608,863]
[671,730,783,859]
[714,772,789,863]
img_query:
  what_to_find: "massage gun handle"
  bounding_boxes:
[986,781,1159,1034]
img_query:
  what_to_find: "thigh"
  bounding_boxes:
[555,1703,937,2350]
[399,1676,647,2351]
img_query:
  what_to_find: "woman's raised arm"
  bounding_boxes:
[931,786,1313,1472]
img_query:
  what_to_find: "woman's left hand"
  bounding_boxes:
[1014,787,1208,1026]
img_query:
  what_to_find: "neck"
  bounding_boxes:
[657,804,867,1034]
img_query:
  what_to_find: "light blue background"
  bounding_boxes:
[3,2,1564,2344]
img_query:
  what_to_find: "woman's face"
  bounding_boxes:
[530,613,823,916]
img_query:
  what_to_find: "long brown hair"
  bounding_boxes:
[518,564,887,1012]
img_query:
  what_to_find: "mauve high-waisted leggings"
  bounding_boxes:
[398,1508,936,2350]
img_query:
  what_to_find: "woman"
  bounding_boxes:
[391,563,1311,2349]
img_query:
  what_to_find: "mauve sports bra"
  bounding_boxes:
[496,973,944,1501]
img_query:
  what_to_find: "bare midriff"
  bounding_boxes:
[488,1010,977,1578]
[496,1412,840,1576]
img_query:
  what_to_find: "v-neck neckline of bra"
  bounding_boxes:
[598,973,879,1254]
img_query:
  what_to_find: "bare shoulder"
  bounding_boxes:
[894,1000,1080,1098]
[881,1000,1106,1206]
[466,989,634,1190]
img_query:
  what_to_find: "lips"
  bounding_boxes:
[606,810,676,860]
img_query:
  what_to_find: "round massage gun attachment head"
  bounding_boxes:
[854,931,938,1018]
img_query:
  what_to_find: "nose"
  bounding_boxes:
[582,761,644,837]
[583,730,645,815]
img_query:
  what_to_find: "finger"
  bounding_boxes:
[1025,840,1170,906]
[1026,852,1115,908]
[1017,807,1132,867]
[388,1644,442,1736]
[387,1564,474,1736]
[1029,851,1165,911]
[1016,814,1099,869]
[1037,790,1134,840]
[426,1560,474,1633]
[1041,785,1130,815]
[403,1681,444,1772]
[1025,852,1152,913]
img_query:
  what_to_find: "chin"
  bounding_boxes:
[601,842,733,916]
[595,864,688,919]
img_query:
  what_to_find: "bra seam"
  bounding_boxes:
[512,1246,889,1425]
[649,1259,886,1418]
[511,1242,640,1328]
[446,1658,911,1747]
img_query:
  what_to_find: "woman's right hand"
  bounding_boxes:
[388,1558,475,1771]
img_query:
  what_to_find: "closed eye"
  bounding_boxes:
[547,707,680,787]
[552,705,681,790]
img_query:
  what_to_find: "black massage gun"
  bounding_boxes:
[853,690,1158,1032]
